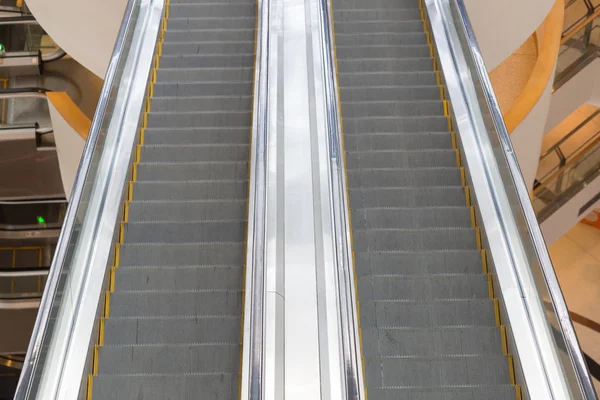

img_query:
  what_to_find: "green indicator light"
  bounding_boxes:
[37,216,45,224]
[0,44,4,52]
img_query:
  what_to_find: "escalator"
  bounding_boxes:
[333,0,517,397]
[89,0,256,398]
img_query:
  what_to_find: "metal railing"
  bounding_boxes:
[424,0,598,398]
[0,16,65,62]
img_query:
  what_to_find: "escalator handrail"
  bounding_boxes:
[0,267,49,277]
[540,110,600,160]
[0,87,48,100]
[562,7,600,44]
[426,0,597,398]
[0,15,36,25]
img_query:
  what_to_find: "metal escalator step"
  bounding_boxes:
[338,54,434,71]
[351,207,472,229]
[127,200,246,221]
[335,32,427,46]
[335,0,421,7]
[114,265,243,291]
[341,100,444,117]
[151,96,252,112]
[161,41,255,55]
[109,290,242,317]
[140,144,249,162]
[352,227,478,252]
[92,374,237,400]
[344,132,453,151]
[339,71,437,87]
[167,16,255,31]
[336,45,431,59]
[156,67,254,83]
[359,299,497,327]
[123,221,246,243]
[367,386,517,400]
[361,326,504,357]
[366,355,510,387]
[341,85,441,102]
[135,161,249,181]
[347,167,462,187]
[168,4,256,19]
[357,274,489,301]
[143,127,249,145]
[164,29,256,43]
[349,186,468,207]
[132,181,247,200]
[97,344,240,374]
[343,115,449,133]
[158,54,254,68]
[146,111,251,127]
[346,149,457,168]
[118,243,245,267]
[354,251,484,276]
[153,81,253,96]
[333,9,422,22]
[334,20,424,34]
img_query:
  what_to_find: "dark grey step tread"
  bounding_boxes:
[166,16,256,30]
[97,344,240,374]
[351,207,472,229]
[357,274,489,301]
[367,386,516,400]
[143,127,249,145]
[365,355,511,388]
[118,242,246,267]
[156,67,254,82]
[164,29,255,43]
[333,20,425,34]
[333,9,422,22]
[343,115,448,133]
[346,150,457,169]
[145,111,251,127]
[340,85,440,102]
[335,32,427,47]
[103,315,241,345]
[352,227,478,252]
[349,186,468,208]
[92,374,237,400]
[132,181,247,200]
[140,144,249,163]
[341,100,444,118]
[339,71,437,86]
[135,161,249,181]
[158,54,254,69]
[109,290,242,317]
[123,221,246,244]
[337,57,433,72]
[336,45,431,59]
[127,200,246,222]
[361,326,504,357]
[161,41,255,55]
[151,96,252,112]
[114,265,243,291]
[347,167,462,188]
[168,4,256,19]
[359,299,497,328]
[344,132,453,151]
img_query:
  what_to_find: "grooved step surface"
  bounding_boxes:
[91,0,256,398]
[334,0,515,396]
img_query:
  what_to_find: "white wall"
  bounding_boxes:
[48,101,85,198]
[26,0,128,78]
[463,0,554,71]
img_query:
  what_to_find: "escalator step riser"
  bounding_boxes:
[344,133,453,151]
[358,299,497,327]
[336,32,428,47]
[365,356,510,387]
[161,41,255,55]
[346,150,457,168]
[118,243,245,267]
[132,181,248,201]
[135,162,249,181]
[97,344,240,374]
[352,228,478,252]
[357,274,489,301]
[339,71,437,87]
[114,266,244,291]
[167,17,256,31]
[354,251,484,276]
[140,144,249,162]
[336,45,431,59]
[123,221,246,243]
[341,100,444,118]
[367,387,516,400]
[151,96,253,112]
[127,200,246,222]
[109,291,242,317]
[361,326,504,357]
[153,82,253,96]
[164,29,256,43]
[334,20,425,34]
[156,67,254,83]
[348,168,462,188]
[352,207,472,229]
[343,116,448,134]
[340,85,441,102]
[349,186,468,208]
[333,9,421,22]
[92,375,237,400]
[103,317,241,345]
[143,128,250,145]
[168,4,256,18]
[158,54,254,69]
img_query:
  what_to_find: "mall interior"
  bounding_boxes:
[0,0,600,398]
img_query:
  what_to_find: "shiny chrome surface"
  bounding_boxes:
[14,0,164,398]
[0,268,48,278]
[425,0,598,398]
[0,297,40,310]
